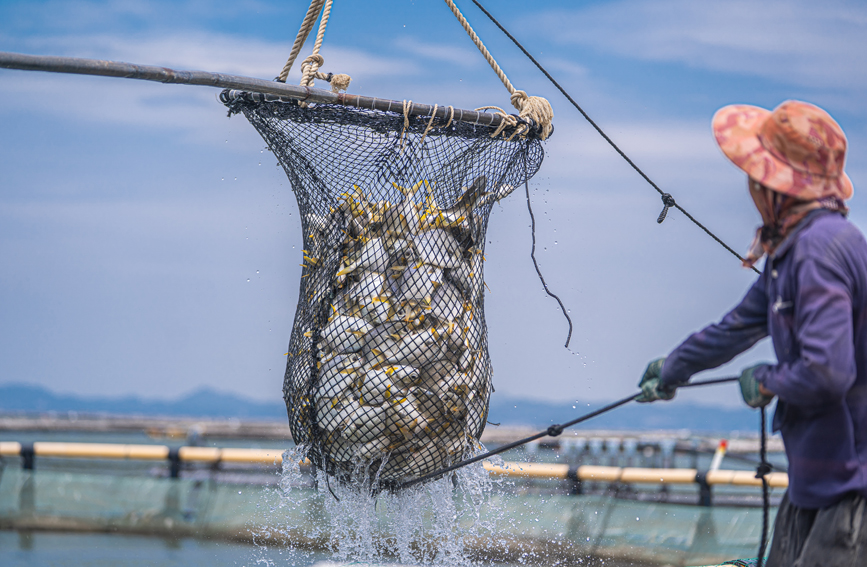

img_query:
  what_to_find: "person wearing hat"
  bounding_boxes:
[638,100,867,565]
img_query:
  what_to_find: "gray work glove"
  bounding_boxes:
[739,364,775,408]
[636,357,676,403]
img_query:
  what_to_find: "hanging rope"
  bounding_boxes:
[443,0,553,140]
[277,0,326,83]
[397,376,738,490]
[276,0,351,95]
[756,406,772,567]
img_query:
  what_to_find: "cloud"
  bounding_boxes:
[392,36,481,69]
[534,0,867,91]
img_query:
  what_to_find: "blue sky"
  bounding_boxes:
[2,0,866,411]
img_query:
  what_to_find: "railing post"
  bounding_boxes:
[567,465,583,495]
[20,443,35,471]
[168,447,181,479]
[695,471,713,507]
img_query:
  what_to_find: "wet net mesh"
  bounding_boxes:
[224,93,544,489]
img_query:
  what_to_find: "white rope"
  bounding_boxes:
[278,0,352,97]
[277,0,326,83]
[443,0,553,140]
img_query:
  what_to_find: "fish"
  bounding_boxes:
[317,399,360,435]
[412,229,463,269]
[359,368,394,406]
[446,246,484,304]
[343,403,387,444]
[357,293,393,326]
[386,395,428,441]
[361,322,407,365]
[419,359,457,387]
[381,364,420,389]
[419,176,488,231]
[347,271,387,302]
[404,442,448,478]
[316,363,359,402]
[356,438,391,461]
[429,281,464,323]
[390,329,448,367]
[398,262,442,303]
[337,237,389,276]
[321,315,374,354]
[382,181,426,238]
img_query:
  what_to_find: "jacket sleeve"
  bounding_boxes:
[757,257,856,407]
[660,276,769,387]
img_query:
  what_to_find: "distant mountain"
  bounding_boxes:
[487,396,762,433]
[0,382,761,432]
[0,383,286,421]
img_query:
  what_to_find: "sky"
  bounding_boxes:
[1,0,867,412]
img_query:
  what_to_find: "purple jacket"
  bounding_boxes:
[660,210,867,509]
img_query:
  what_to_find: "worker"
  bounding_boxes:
[638,100,867,565]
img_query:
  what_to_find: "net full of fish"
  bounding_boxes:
[224,97,544,489]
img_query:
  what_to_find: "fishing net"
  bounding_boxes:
[224,92,544,489]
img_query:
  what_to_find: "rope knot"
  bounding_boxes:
[755,461,773,479]
[510,90,554,140]
[329,73,351,93]
[300,53,325,87]
[657,193,676,223]
[546,424,564,437]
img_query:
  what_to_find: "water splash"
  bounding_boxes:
[258,444,511,566]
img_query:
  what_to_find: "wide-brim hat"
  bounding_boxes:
[712,100,853,201]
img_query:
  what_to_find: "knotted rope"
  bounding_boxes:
[277,0,352,97]
[443,0,553,140]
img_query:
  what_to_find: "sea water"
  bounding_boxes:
[251,445,514,566]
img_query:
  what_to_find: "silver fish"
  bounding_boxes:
[329,436,360,462]
[404,442,448,478]
[413,229,463,269]
[427,176,488,229]
[398,263,442,303]
[381,364,420,389]
[321,315,374,354]
[347,271,387,302]
[359,368,394,406]
[391,329,448,367]
[356,438,391,461]
[338,237,389,276]
[317,399,359,435]
[419,359,457,387]
[386,395,428,441]
[382,181,425,238]
[429,281,464,323]
[343,404,387,444]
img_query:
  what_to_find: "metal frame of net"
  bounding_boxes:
[225,93,544,490]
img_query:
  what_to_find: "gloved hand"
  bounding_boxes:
[739,364,775,408]
[636,357,676,403]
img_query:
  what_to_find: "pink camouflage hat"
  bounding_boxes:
[712,100,853,201]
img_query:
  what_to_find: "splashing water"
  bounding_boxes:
[255,444,512,566]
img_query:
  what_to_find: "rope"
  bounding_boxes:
[396,376,738,490]
[277,0,352,97]
[756,406,772,567]
[443,0,553,140]
[399,100,413,152]
[523,152,573,348]
[469,0,759,274]
[277,0,326,83]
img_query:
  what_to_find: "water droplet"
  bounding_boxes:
[246,279,250,283]
[256,270,260,274]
